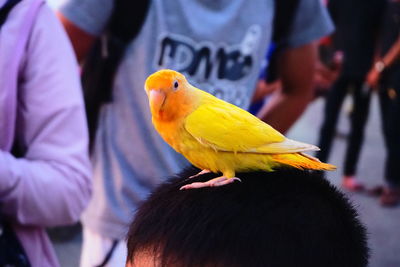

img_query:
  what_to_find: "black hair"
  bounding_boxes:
[127,167,368,267]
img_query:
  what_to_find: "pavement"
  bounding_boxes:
[50,94,400,267]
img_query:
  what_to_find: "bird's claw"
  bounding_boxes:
[180,176,241,190]
[188,169,211,179]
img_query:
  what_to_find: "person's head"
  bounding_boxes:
[126,168,368,267]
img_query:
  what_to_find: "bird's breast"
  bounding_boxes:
[153,118,187,151]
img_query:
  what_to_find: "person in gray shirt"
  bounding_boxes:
[57,0,333,265]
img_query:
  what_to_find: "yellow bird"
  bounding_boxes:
[145,69,335,190]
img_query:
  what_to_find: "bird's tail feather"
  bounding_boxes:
[271,152,336,171]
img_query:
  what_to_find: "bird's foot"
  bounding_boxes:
[180,176,241,190]
[188,169,211,179]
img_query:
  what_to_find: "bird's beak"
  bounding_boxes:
[149,90,166,112]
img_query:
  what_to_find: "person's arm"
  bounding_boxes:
[57,12,96,62]
[0,5,91,226]
[56,0,113,62]
[313,49,342,91]
[257,42,318,133]
[257,0,334,134]
[367,36,400,88]
[251,80,281,104]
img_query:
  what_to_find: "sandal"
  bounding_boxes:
[367,185,384,197]
[342,176,365,192]
[380,187,400,207]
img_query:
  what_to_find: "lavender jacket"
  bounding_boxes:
[0,0,92,266]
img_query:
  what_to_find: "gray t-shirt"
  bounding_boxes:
[60,0,333,239]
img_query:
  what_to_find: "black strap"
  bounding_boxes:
[81,0,151,152]
[0,216,31,267]
[0,0,21,28]
[95,240,119,267]
[267,0,300,82]
[272,0,300,46]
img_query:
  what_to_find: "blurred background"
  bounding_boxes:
[43,0,400,266]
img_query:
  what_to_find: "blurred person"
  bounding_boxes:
[0,0,92,266]
[126,168,369,267]
[316,0,386,192]
[57,0,333,265]
[367,0,400,207]
[250,37,341,116]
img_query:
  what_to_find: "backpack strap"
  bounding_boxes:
[0,0,21,27]
[81,0,151,151]
[267,0,300,82]
[272,0,300,46]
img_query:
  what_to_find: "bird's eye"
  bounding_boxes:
[173,81,179,90]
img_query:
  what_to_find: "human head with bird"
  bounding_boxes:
[126,168,368,267]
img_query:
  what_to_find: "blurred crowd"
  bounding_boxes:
[0,0,399,266]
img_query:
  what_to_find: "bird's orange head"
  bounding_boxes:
[145,69,196,121]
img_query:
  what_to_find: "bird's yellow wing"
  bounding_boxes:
[184,95,319,154]
[184,99,286,152]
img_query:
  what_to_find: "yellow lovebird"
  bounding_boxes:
[145,69,335,190]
